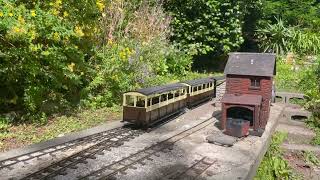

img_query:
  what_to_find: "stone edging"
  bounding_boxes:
[0,120,123,161]
[245,104,286,180]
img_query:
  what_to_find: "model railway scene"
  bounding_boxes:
[1,1,319,179]
[1,52,302,180]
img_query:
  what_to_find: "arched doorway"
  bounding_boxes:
[227,106,254,126]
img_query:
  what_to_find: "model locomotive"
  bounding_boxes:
[122,76,224,127]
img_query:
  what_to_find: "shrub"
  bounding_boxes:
[82,38,192,109]
[164,0,244,56]
[0,1,100,122]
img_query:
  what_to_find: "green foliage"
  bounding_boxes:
[275,60,309,92]
[0,0,193,122]
[261,0,320,31]
[302,58,320,131]
[256,18,292,55]
[82,39,192,109]
[256,18,320,55]
[0,0,101,122]
[303,151,320,167]
[164,0,244,56]
[255,132,298,180]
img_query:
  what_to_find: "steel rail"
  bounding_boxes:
[0,127,125,170]
[80,117,215,180]
[22,128,143,180]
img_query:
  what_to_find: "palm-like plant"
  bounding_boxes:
[256,18,320,56]
[256,18,293,55]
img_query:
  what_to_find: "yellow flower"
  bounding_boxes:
[63,11,69,17]
[18,16,25,24]
[107,39,113,45]
[9,13,14,17]
[53,32,60,41]
[54,0,62,8]
[68,62,76,72]
[29,30,37,40]
[74,26,84,37]
[31,10,36,17]
[52,9,59,16]
[13,26,21,33]
[96,0,105,12]
[0,12,3,17]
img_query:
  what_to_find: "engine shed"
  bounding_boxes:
[221,52,276,135]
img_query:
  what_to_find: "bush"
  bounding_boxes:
[0,1,103,122]
[164,0,244,56]
[82,38,192,109]
[80,0,193,109]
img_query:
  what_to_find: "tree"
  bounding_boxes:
[164,0,244,56]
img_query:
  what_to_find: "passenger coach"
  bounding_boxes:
[182,77,217,107]
[122,83,188,127]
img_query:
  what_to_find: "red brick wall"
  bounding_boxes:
[225,74,273,129]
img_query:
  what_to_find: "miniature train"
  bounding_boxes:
[122,76,224,127]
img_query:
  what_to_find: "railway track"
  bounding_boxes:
[79,117,214,180]
[0,127,126,170]
[167,156,216,180]
[22,127,143,180]
[1,80,226,180]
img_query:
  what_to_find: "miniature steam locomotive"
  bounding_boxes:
[122,76,224,127]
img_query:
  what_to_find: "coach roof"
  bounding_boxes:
[182,77,215,86]
[129,83,187,96]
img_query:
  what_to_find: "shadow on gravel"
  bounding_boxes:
[155,163,208,180]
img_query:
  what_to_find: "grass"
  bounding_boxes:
[255,132,300,180]
[0,106,121,152]
[302,150,320,167]
[275,60,308,93]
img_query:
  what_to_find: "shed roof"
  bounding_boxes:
[182,77,215,86]
[224,52,276,77]
[221,94,262,106]
[131,83,187,96]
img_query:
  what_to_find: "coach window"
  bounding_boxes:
[198,85,202,91]
[210,82,213,87]
[126,95,135,106]
[193,86,197,92]
[147,98,151,106]
[207,83,209,88]
[181,89,186,96]
[152,96,160,105]
[161,94,167,102]
[174,90,180,98]
[136,96,145,107]
[168,92,174,100]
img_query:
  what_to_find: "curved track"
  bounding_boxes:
[0,127,125,170]
[22,127,143,180]
[0,79,225,180]
[80,117,214,180]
